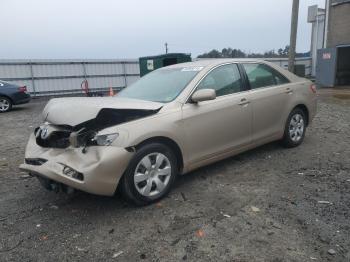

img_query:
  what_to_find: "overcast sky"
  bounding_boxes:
[1,0,325,59]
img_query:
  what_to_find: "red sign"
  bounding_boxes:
[323,53,331,59]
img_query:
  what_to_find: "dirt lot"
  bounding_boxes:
[0,90,349,262]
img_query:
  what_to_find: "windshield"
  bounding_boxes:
[118,67,202,103]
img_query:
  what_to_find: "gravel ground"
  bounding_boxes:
[0,91,349,262]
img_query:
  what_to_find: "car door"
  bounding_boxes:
[181,63,252,168]
[241,63,292,144]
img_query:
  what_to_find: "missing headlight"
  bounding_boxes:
[91,133,119,146]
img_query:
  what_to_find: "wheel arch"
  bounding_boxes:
[132,136,184,173]
[293,104,309,126]
[0,94,13,103]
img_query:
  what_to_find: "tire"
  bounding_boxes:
[282,108,307,148]
[120,143,178,206]
[0,96,12,113]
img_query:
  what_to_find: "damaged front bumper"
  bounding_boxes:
[20,134,134,196]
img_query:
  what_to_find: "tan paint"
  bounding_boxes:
[21,59,317,196]
[20,134,133,196]
[43,96,163,126]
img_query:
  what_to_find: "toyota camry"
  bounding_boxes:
[20,59,317,205]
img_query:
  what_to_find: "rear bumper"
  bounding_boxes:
[308,95,318,124]
[20,134,133,196]
[13,93,31,105]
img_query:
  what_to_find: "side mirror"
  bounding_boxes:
[191,89,216,103]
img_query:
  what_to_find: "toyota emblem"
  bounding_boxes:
[41,127,49,139]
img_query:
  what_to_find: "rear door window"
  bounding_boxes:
[242,63,289,89]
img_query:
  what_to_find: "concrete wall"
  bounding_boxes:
[327,2,350,47]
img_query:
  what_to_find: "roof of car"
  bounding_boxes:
[165,58,266,69]
[163,58,301,82]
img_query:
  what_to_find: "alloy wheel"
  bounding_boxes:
[0,98,10,112]
[289,113,304,142]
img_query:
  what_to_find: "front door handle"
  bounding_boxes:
[238,98,250,106]
[285,87,293,94]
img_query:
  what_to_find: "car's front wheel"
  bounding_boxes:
[0,96,12,113]
[120,143,178,205]
[282,108,307,147]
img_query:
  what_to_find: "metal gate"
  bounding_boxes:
[316,48,337,87]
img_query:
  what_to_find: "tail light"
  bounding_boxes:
[310,84,316,93]
[19,86,27,93]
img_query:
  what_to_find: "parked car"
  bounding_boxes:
[20,59,317,205]
[0,80,31,112]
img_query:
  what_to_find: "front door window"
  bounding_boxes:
[197,64,243,96]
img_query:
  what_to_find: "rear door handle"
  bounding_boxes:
[285,87,293,94]
[238,98,250,106]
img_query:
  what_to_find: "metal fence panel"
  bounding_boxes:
[84,63,124,75]
[0,64,31,79]
[33,64,84,77]
[34,78,85,94]
[125,63,140,74]
[0,58,311,97]
[0,59,140,96]
[87,76,126,89]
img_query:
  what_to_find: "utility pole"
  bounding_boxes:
[323,0,330,48]
[288,0,299,73]
[165,42,168,54]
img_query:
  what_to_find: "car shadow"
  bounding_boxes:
[9,104,30,113]
[9,106,28,112]
[173,141,282,189]
[27,187,130,214]
[37,141,283,212]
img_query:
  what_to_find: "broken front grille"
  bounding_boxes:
[35,127,71,149]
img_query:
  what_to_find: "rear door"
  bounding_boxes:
[241,63,292,144]
[181,63,252,167]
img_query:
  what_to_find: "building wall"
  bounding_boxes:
[310,12,325,76]
[327,2,350,47]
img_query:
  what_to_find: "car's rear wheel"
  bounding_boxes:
[120,143,177,206]
[282,108,306,147]
[0,96,12,113]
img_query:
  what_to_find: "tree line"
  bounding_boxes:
[197,45,309,58]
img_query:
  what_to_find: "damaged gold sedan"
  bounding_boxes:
[20,59,317,205]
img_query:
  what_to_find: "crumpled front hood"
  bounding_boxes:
[43,96,163,126]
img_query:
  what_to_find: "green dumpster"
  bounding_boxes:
[294,64,306,77]
[139,53,191,77]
